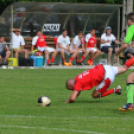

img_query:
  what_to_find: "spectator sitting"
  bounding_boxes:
[124,41,134,59]
[0,36,11,65]
[85,28,101,65]
[70,31,88,65]
[11,28,28,59]
[100,26,121,64]
[56,29,78,66]
[31,31,57,65]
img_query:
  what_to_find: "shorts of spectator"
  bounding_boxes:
[101,46,118,53]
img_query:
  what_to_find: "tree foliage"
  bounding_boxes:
[0,0,133,14]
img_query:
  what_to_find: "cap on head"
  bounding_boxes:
[106,26,111,30]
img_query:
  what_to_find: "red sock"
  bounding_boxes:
[81,55,86,60]
[62,58,65,63]
[51,57,55,63]
[101,89,115,97]
[124,57,134,69]
[76,56,79,62]
[69,57,74,62]
[47,59,50,64]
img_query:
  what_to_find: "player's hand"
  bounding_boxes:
[114,55,118,63]
[65,100,69,103]
[107,40,110,43]
[67,49,70,52]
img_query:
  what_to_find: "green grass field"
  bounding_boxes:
[0,68,134,134]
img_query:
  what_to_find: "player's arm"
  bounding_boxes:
[58,43,68,51]
[65,90,80,103]
[115,28,133,57]
[100,39,108,44]
[67,44,70,52]
[115,40,121,45]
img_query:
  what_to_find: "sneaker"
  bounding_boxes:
[68,62,73,66]
[88,58,93,65]
[47,63,52,66]
[115,85,121,95]
[51,62,55,65]
[63,62,70,66]
[119,104,133,112]
[76,61,83,65]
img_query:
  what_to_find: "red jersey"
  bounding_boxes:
[74,64,105,91]
[87,35,96,48]
[36,35,47,47]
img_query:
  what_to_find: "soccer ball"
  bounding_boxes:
[38,95,51,107]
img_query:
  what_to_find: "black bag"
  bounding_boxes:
[19,57,33,66]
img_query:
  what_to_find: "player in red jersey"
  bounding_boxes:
[85,28,101,65]
[65,57,134,103]
[31,31,57,65]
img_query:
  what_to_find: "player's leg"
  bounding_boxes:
[13,49,19,58]
[68,49,78,65]
[119,72,134,112]
[4,51,11,63]
[108,47,113,64]
[88,50,94,65]
[46,47,57,64]
[114,43,128,63]
[94,49,101,58]
[44,49,51,65]
[20,49,28,59]
[92,65,121,98]
[0,55,2,65]
[78,49,88,63]
[59,49,69,66]
[51,49,57,64]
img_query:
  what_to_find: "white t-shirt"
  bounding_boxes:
[85,33,92,43]
[70,36,82,50]
[100,33,116,48]
[12,32,25,48]
[32,36,38,46]
[56,35,70,49]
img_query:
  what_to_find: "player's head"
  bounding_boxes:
[0,35,5,42]
[62,29,68,37]
[106,26,112,34]
[37,31,42,37]
[78,31,84,39]
[66,79,75,90]
[90,28,96,36]
[126,12,134,26]
[14,28,21,36]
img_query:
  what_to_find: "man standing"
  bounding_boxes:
[70,31,88,65]
[85,28,101,65]
[0,36,11,65]
[100,26,121,64]
[57,29,78,66]
[11,28,28,59]
[31,31,57,65]
[113,12,134,112]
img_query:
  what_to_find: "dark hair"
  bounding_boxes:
[126,12,134,22]
[37,30,42,33]
[78,31,84,35]
[0,35,4,38]
[90,28,96,31]
[62,29,67,32]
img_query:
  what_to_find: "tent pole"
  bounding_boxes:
[11,5,13,58]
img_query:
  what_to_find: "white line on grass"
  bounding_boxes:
[0,124,105,134]
[0,114,133,120]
